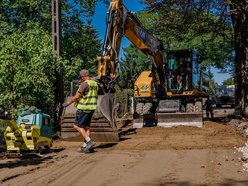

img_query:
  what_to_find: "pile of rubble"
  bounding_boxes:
[227,118,248,171]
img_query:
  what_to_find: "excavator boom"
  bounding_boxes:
[97,0,166,94]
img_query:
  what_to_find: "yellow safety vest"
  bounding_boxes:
[76,80,98,110]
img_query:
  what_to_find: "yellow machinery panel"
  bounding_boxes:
[134,71,154,98]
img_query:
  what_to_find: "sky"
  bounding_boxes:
[91,0,231,85]
[211,68,231,85]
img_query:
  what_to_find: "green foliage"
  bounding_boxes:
[78,0,109,18]
[0,0,108,30]
[120,45,150,89]
[115,87,133,117]
[0,23,61,116]
[222,78,234,85]
[62,24,101,93]
[142,2,234,70]
[0,0,104,117]
[0,0,51,29]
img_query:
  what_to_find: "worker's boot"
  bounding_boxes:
[83,140,96,153]
[79,142,87,151]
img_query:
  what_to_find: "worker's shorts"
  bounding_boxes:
[75,109,94,128]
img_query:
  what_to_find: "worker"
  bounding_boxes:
[176,60,188,92]
[205,97,214,120]
[63,69,98,153]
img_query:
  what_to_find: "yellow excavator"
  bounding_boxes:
[96,0,208,128]
[61,0,208,141]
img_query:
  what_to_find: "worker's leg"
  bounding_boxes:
[83,112,96,152]
[84,126,90,137]
[73,124,88,139]
[210,109,214,119]
[74,110,95,152]
[206,110,209,118]
[74,110,91,140]
[79,126,90,148]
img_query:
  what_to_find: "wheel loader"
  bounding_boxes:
[0,106,52,157]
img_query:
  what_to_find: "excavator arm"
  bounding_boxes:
[97,0,124,91]
[97,0,166,94]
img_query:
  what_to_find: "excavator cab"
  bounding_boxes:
[167,49,202,94]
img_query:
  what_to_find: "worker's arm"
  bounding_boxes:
[66,92,82,106]
[63,82,88,107]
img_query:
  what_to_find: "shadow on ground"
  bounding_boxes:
[0,155,53,169]
[142,179,248,186]
[0,147,65,169]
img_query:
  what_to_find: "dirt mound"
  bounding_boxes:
[114,121,246,151]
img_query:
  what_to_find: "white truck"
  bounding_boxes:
[215,85,235,108]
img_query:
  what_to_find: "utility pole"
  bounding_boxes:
[52,0,62,56]
[52,0,64,133]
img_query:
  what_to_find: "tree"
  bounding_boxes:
[119,45,149,88]
[140,3,233,69]
[223,78,234,85]
[229,1,248,116]
[0,0,104,116]
[143,0,248,117]
[0,0,104,82]
[0,23,61,115]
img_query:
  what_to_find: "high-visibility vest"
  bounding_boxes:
[76,80,98,110]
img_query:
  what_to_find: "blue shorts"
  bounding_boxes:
[75,110,94,127]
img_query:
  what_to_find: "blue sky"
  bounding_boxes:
[92,1,146,40]
[91,1,230,84]
[211,68,231,84]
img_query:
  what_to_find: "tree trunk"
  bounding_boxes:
[230,0,248,117]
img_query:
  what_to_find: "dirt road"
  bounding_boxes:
[1,121,248,186]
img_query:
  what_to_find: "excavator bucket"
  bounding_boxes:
[96,93,116,130]
[60,93,119,142]
[91,93,119,142]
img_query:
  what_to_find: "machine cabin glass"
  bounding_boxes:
[167,49,202,94]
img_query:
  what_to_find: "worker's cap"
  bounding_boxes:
[79,69,89,78]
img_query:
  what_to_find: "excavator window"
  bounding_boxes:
[167,54,192,93]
